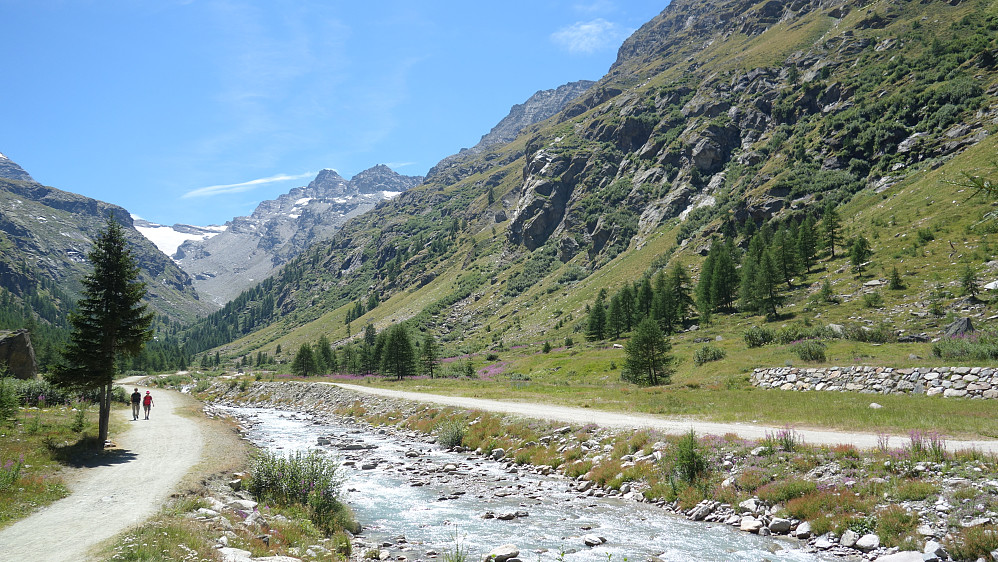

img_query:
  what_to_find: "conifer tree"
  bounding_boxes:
[607,293,625,339]
[621,317,674,386]
[820,202,841,259]
[381,324,416,380]
[695,242,717,315]
[850,235,872,274]
[772,225,799,289]
[316,334,335,373]
[797,215,817,273]
[753,249,782,318]
[637,277,654,319]
[53,216,153,447]
[291,343,318,377]
[619,284,636,331]
[586,291,608,341]
[361,323,378,374]
[710,242,739,312]
[960,264,980,298]
[668,262,694,324]
[420,332,439,377]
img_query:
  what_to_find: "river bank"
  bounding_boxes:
[202,380,998,561]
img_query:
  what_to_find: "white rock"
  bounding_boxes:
[739,516,763,533]
[855,533,880,551]
[582,534,606,547]
[218,547,253,562]
[483,544,519,562]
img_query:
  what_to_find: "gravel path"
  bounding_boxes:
[332,383,998,454]
[0,382,204,562]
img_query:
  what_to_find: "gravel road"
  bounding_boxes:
[332,383,998,454]
[0,382,204,562]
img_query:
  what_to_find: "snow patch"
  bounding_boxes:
[381,191,402,199]
[135,223,224,256]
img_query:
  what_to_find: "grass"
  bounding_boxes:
[0,403,109,528]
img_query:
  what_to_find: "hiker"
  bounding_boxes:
[142,390,154,420]
[130,388,141,420]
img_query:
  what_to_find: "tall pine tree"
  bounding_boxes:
[53,216,153,447]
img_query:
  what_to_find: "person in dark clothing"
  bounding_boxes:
[130,388,141,420]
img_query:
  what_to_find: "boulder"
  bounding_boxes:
[0,330,38,379]
[873,552,922,562]
[582,534,606,547]
[739,516,764,533]
[944,317,974,338]
[854,533,880,551]
[839,529,859,548]
[483,544,519,562]
[768,518,792,534]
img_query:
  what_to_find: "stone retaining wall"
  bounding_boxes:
[751,366,998,399]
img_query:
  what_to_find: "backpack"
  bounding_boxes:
[143,395,152,406]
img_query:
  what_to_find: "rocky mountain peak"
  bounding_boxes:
[306,169,349,197]
[350,164,423,194]
[0,152,36,183]
[476,80,596,148]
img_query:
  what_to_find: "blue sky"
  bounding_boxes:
[0,1,667,226]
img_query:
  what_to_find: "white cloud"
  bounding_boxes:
[182,171,316,198]
[550,18,628,54]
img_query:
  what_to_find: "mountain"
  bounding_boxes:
[175,165,422,306]
[133,218,226,256]
[476,80,596,148]
[183,0,997,365]
[0,157,211,326]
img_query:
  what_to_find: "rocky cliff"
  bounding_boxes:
[0,158,209,324]
[176,166,422,305]
[0,329,37,379]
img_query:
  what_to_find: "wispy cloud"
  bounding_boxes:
[182,171,316,198]
[550,18,628,54]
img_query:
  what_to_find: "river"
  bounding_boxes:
[222,406,832,562]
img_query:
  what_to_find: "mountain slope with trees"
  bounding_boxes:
[184,0,996,378]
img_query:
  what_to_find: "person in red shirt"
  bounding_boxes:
[142,391,154,420]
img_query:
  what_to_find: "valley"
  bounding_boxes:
[2,0,998,559]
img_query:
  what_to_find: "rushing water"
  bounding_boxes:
[222,406,831,562]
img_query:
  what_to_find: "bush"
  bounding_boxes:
[862,291,884,308]
[756,478,817,504]
[773,323,833,345]
[790,340,826,362]
[944,525,998,561]
[932,331,998,360]
[436,421,466,449]
[248,450,355,534]
[692,344,726,366]
[669,430,709,484]
[843,323,896,343]
[743,326,774,348]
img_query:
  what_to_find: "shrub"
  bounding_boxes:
[862,291,884,308]
[437,421,466,449]
[736,468,771,492]
[693,344,726,366]
[932,331,998,360]
[248,450,355,534]
[944,525,998,561]
[875,505,920,548]
[789,340,826,362]
[843,323,896,343]
[669,430,710,484]
[743,326,774,348]
[757,479,818,504]
[774,323,833,345]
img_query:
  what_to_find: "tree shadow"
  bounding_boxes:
[46,436,138,468]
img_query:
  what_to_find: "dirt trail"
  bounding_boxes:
[0,382,204,562]
[332,383,998,454]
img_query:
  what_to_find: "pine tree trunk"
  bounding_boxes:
[97,382,112,447]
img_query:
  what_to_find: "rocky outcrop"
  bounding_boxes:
[176,166,421,305]
[752,366,998,399]
[0,153,34,182]
[477,81,595,148]
[0,330,37,379]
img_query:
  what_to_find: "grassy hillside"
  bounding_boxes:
[185,0,998,405]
